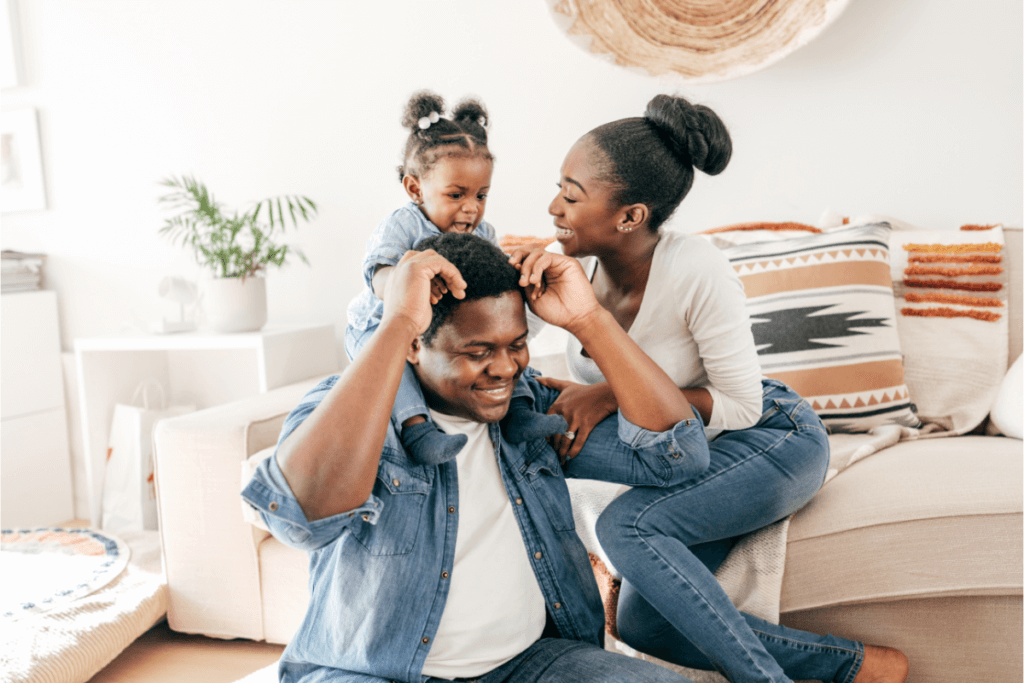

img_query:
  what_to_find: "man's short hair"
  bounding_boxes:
[414,233,523,345]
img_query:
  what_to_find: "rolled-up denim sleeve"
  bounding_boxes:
[241,375,384,552]
[242,453,382,552]
[563,410,710,487]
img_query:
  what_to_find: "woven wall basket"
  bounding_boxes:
[546,0,850,84]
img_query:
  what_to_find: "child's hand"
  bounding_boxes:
[506,243,548,270]
[429,275,450,304]
[381,250,466,335]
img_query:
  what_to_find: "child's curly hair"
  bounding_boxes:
[398,90,494,181]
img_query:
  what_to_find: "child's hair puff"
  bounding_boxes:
[398,90,494,182]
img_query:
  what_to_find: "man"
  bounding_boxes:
[242,233,707,682]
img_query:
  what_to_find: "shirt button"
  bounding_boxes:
[268,501,278,511]
[515,498,523,505]
[554,602,561,609]
[362,514,370,521]
[422,637,430,644]
[392,478,400,487]
[534,551,542,559]
[441,571,449,579]
[448,506,456,514]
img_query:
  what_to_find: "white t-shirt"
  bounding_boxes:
[419,410,546,679]
[567,231,763,435]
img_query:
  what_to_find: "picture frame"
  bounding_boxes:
[1,107,47,213]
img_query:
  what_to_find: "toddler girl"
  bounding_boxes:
[346,90,564,465]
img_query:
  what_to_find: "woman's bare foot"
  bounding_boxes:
[853,644,909,683]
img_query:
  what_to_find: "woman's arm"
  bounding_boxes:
[516,250,694,432]
[275,250,466,521]
[539,379,713,459]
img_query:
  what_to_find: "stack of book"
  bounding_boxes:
[2,250,46,293]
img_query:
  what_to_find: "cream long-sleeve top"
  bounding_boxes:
[566,230,763,438]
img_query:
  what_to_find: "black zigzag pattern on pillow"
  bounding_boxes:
[751,305,890,355]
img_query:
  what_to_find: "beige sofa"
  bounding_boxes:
[154,228,1022,683]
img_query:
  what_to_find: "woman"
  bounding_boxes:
[511,95,908,683]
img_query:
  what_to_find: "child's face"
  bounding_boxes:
[407,155,493,234]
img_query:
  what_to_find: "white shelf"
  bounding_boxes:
[74,323,339,526]
[74,325,321,351]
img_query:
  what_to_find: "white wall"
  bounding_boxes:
[2,0,1021,360]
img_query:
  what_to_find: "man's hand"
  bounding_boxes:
[509,249,602,333]
[538,378,618,462]
[381,250,467,336]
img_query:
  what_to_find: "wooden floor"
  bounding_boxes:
[87,621,284,683]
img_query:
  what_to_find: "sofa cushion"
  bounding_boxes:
[258,535,309,646]
[719,223,920,433]
[782,436,1023,613]
[989,356,1023,439]
[888,226,1010,433]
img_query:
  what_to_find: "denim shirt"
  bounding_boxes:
[241,370,709,683]
[346,202,498,332]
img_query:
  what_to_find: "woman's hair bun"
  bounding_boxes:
[452,98,489,130]
[643,94,731,176]
[402,91,447,131]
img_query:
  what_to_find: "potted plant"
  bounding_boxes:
[157,175,317,333]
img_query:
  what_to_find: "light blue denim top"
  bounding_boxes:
[241,369,710,682]
[347,202,498,332]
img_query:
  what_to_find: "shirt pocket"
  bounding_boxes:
[521,440,576,532]
[351,456,432,556]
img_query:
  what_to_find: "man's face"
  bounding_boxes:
[410,291,529,424]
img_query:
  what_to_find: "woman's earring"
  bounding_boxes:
[617,225,633,233]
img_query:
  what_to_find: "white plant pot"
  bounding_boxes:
[203,276,267,333]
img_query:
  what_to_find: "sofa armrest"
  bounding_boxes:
[153,374,333,641]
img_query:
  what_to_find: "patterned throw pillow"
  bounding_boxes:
[887,225,1008,433]
[719,223,921,433]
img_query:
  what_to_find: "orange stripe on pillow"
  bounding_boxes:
[960,224,998,231]
[903,279,1003,292]
[902,242,1002,253]
[740,261,892,297]
[767,360,906,398]
[903,264,1004,277]
[900,307,1001,322]
[701,222,821,235]
[904,292,1003,307]
[908,253,1002,264]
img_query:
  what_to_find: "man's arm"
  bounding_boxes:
[276,250,466,521]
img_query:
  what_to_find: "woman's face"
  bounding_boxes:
[548,138,625,258]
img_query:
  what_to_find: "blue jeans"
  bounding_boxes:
[346,324,534,426]
[596,380,864,683]
[424,638,692,683]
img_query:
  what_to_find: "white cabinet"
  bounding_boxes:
[74,324,338,525]
[1,291,74,528]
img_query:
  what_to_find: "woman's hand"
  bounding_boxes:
[510,249,602,333]
[380,249,466,336]
[538,377,619,462]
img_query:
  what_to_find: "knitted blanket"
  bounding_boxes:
[0,530,166,683]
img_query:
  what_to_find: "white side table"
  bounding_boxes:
[75,324,338,525]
